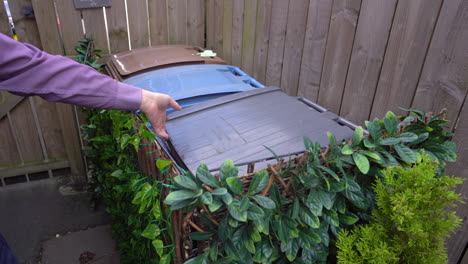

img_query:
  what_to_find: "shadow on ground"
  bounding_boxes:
[0,176,110,264]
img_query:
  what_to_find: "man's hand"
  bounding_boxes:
[139,90,182,139]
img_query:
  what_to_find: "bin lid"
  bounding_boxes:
[110,45,226,76]
[160,87,355,173]
[124,65,264,102]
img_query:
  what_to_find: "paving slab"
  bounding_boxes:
[41,225,120,264]
[0,176,110,264]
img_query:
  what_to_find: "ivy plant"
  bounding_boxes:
[164,110,456,264]
[76,39,174,264]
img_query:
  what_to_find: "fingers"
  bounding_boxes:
[169,97,182,111]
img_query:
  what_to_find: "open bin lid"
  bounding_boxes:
[109,45,226,77]
[159,87,356,173]
[124,65,264,104]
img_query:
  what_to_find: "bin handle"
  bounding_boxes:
[336,117,369,135]
[244,79,265,88]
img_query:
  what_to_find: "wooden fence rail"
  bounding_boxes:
[0,0,467,262]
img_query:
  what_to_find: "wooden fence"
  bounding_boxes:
[0,0,467,262]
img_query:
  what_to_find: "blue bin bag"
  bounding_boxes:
[124,65,264,114]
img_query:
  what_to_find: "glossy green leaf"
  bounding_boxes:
[208,198,223,212]
[338,212,359,225]
[248,171,269,195]
[227,203,247,222]
[352,126,364,146]
[363,139,377,148]
[352,153,370,174]
[318,165,340,182]
[384,111,398,135]
[219,159,239,182]
[174,175,199,190]
[141,224,160,240]
[299,209,319,228]
[152,203,162,220]
[170,199,195,210]
[189,232,213,241]
[156,159,173,172]
[397,132,418,142]
[360,150,381,161]
[200,192,213,205]
[247,203,265,221]
[160,254,171,264]
[240,197,251,211]
[222,192,233,205]
[380,137,401,145]
[291,198,300,219]
[152,239,164,257]
[110,169,124,180]
[252,195,276,209]
[196,164,220,188]
[394,144,417,163]
[317,190,335,210]
[341,144,354,155]
[226,177,243,195]
[209,243,218,261]
[164,190,198,205]
[303,136,314,150]
[211,187,228,195]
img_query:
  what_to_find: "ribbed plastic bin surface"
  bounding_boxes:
[125,65,265,113]
[157,87,356,173]
[109,45,226,77]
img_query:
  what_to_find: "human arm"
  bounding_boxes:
[0,33,180,138]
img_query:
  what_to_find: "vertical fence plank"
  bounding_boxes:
[0,1,12,37]
[241,0,257,74]
[56,103,86,184]
[317,0,361,112]
[411,0,468,129]
[370,0,443,119]
[213,0,224,56]
[280,0,309,95]
[32,97,66,160]
[265,0,288,86]
[128,0,150,49]
[8,0,42,48]
[55,0,84,55]
[206,0,215,49]
[231,0,244,67]
[148,0,168,46]
[447,99,468,264]
[187,0,204,47]
[297,0,333,102]
[82,8,109,54]
[0,117,21,167]
[9,100,44,162]
[339,0,397,124]
[168,0,187,44]
[106,0,129,53]
[222,0,234,63]
[31,0,62,54]
[252,0,272,84]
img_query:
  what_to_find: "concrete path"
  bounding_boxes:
[0,176,110,264]
[41,225,120,264]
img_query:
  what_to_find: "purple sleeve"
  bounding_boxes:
[0,33,142,111]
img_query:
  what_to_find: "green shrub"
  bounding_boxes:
[336,155,463,264]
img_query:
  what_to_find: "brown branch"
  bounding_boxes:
[186,219,205,232]
[270,164,290,197]
[200,204,219,225]
[260,173,275,196]
[247,163,255,174]
[202,184,214,193]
